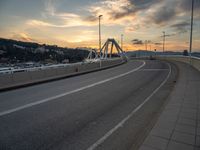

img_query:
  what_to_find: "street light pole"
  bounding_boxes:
[121,34,124,50]
[98,15,103,68]
[99,15,103,59]
[189,0,194,64]
[163,31,165,53]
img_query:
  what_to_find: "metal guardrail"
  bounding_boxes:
[0,62,86,74]
[157,55,200,72]
[130,54,200,61]
[156,55,200,60]
[0,58,124,91]
[0,58,122,74]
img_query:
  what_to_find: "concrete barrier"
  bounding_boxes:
[157,55,200,72]
[0,58,125,91]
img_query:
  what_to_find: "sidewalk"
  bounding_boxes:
[138,61,200,150]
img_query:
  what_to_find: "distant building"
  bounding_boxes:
[35,47,49,53]
[77,47,96,52]
[56,50,64,55]
[13,44,25,50]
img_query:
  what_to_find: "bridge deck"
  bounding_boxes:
[0,60,176,150]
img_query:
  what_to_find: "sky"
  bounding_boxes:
[0,0,199,52]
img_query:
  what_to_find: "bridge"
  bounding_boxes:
[0,40,200,150]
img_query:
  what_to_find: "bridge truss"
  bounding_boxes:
[86,38,128,61]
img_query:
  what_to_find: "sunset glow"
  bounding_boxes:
[0,0,199,51]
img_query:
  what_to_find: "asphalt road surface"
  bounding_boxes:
[0,60,177,150]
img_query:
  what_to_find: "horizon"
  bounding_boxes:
[0,0,200,52]
[2,37,200,53]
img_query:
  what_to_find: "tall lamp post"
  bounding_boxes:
[163,31,165,53]
[99,15,103,59]
[99,15,103,68]
[189,0,194,64]
[121,34,124,50]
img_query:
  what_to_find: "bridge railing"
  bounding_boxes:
[0,58,125,91]
[0,62,85,75]
[157,55,200,72]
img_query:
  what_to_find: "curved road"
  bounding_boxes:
[0,60,177,150]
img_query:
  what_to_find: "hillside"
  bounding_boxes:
[0,38,90,64]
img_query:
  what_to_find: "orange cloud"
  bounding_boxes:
[11,32,35,42]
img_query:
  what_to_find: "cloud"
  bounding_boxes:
[27,20,55,27]
[154,42,162,45]
[150,7,176,25]
[23,0,200,50]
[147,0,200,25]
[178,0,200,12]
[85,0,193,32]
[125,25,140,32]
[11,32,35,42]
[35,0,154,30]
[132,39,143,45]
[33,0,140,28]
[122,0,199,30]
[104,0,161,20]
[27,0,98,28]
[146,40,152,43]
[165,33,176,37]
[85,0,137,25]
[85,0,161,24]
[170,21,190,33]
[44,0,55,15]
[27,11,98,28]
[27,0,196,31]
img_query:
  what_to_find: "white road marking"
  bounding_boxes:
[0,61,146,117]
[87,63,171,150]
[139,69,169,71]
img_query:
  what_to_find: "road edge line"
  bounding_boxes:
[0,61,146,117]
[87,62,172,150]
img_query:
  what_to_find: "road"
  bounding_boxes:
[0,60,177,150]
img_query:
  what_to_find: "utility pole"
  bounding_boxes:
[148,40,151,51]
[145,40,148,57]
[121,34,124,50]
[163,31,165,53]
[189,0,194,64]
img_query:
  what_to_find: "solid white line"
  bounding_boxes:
[87,63,171,150]
[139,69,169,71]
[0,61,146,117]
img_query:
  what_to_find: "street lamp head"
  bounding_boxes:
[99,15,103,18]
